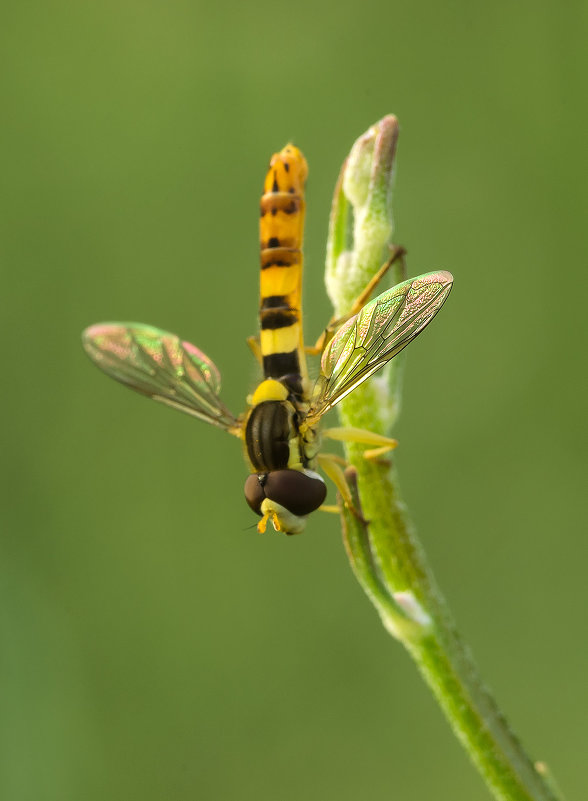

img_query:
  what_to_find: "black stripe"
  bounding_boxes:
[261,295,289,309]
[260,247,299,269]
[263,351,300,379]
[260,309,298,330]
[261,236,297,250]
[260,260,293,269]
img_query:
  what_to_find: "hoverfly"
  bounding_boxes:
[83,145,452,535]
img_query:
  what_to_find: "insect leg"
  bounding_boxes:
[348,244,407,316]
[317,453,353,506]
[322,426,398,461]
[307,244,407,355]
[317,453,369,522]
[247,335,263,364]
[317,504,341,515]
[316,451,371,524]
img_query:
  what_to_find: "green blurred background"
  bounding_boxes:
[2,1,586,799]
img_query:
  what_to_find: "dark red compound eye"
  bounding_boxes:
[244,474,267,516]
[244,470,327,518]
[263,470,326,516]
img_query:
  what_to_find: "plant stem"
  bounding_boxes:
[328,117,565,801]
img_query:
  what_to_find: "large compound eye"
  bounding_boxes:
[264,470,327,517]
[244,474,267,516]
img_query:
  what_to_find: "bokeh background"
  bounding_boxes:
[2,1,587,799]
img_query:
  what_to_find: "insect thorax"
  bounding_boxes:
[244,391,318,474]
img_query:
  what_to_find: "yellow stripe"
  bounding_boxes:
[251,379,289,404]
[260,265,300,298]
[260,212,303,248]
[260,326,299,356]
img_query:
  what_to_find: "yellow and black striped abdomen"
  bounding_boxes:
[259,145,308,390]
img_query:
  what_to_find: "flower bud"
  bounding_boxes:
[326,116,399,316]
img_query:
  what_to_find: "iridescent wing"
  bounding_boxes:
[82,323,241,434]
[307,271,453,422]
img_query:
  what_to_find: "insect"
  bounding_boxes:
[83,145,452,535]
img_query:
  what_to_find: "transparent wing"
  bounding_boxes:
[82,322,241,434]
[308,271,453,421]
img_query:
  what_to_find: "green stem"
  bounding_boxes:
[328,117,565,801]
[340,457,562,801]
